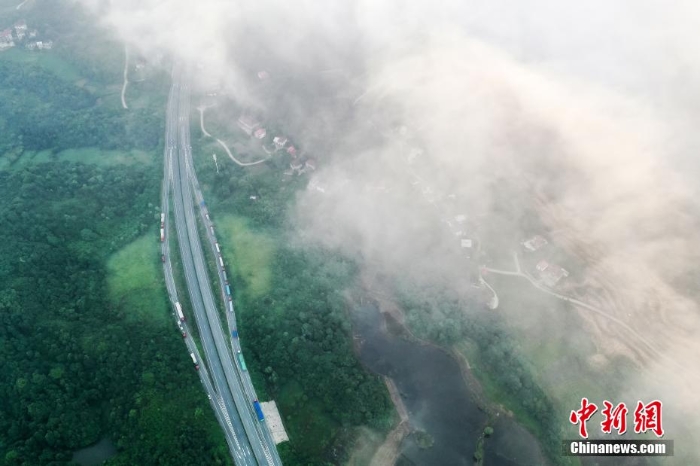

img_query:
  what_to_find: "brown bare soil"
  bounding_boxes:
[533,188,700,374]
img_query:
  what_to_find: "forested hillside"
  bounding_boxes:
[0,1,232,464]
[0,164,231,465]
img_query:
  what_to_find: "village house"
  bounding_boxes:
[304,158,316,171]
[535,260,569,286]
[253,127,267,139]
[461,238,474,258]
[309,180,326,193]
[273,136,287,150]
[237,115,260,136]
[284,158,304,177]
[286,145,298,158]
[0,29,15,49]
[523,235,548,251]
[14,20,26,40]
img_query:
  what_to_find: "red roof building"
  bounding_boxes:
[237,115,260,135]
[536,260,549,272]
[253,127,267,139]
[523,235,548,251]
[286,145,297,157]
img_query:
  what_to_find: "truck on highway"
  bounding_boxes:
[215,243,220,253]
[210,226,215,235]
[160,228,165,242]
[218,256,224,268]
[237,351,247,371]
[253,400,264,421]
[228,301,234,313]
[190,352,199,370]
[231,329,238,338]
[175,302,185,321]
[225,285,231,296]
[160,213,165,227]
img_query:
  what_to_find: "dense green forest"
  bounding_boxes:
[0,61,161,156]
[0,163,230,465]
[0,1,233,464]
[243,249,394,464]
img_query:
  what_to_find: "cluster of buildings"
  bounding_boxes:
[522,234,547,251]
[535,260,569,287]
[442,212,477,258]
[236,113,318,176]
[0,20,51,51]
[522,234,569,286]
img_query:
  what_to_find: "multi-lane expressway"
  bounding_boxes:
[160,67,282,465]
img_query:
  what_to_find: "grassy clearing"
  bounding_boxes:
[3,147,155,170]
[58,147,154,166]
[216,215,275,299]
[107,231,168,326]
[1,47,82,82]
[345,426,386,466]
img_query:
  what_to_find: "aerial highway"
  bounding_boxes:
[160,80,243,459]
[161,65,282,465]
[187,132,282,463]
[161,68,254,465]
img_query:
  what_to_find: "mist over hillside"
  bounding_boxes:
[79,0,700,461]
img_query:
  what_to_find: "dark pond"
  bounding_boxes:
[352,304,546,465]
[71,438,117,466]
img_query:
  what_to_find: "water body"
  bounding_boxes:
[353,304,483,465]
[352,304,546,466]
[71,438,117,466]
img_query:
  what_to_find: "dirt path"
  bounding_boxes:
[483,262,683,370]
[120,45,129,109]
[198,106,269,167]
[198,106,211,137]
[369,377,411,466]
